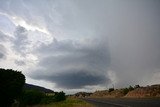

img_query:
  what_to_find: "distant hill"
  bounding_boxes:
[72,84,160,98]
[24,83,54,93]
[90,89,125,98]
[74,92,92,98]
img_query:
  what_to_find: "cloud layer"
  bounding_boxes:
[0,0,160,92]
[31,38,111,89]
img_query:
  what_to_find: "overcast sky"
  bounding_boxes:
[0,0,160,94]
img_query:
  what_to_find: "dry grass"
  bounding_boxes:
[125,85,160,98]
[90,89,125,98]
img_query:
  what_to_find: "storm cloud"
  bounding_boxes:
[31,38,111,89]
[0,0,160,92]
[33,70,109,89]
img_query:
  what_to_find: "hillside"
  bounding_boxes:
[125,84,160,98]
[24,83,54,93]
[72,84,160,98]
[90,89,125,98]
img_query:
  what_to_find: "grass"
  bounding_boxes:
[31,98,94,107]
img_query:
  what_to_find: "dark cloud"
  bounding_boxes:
[37,38,77,55]
[31,38,111,89]
[33,70,109,89]
[29,0,160,89]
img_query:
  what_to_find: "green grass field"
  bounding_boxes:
[31,98,94,107]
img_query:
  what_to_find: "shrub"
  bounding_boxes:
[122,86,134,95]
[0,68,25,107]
[109,88,114,92]
[128,85,134,91]
[134,85,140,89]
[123,88,129,95]
[54,91,66,102]
[20,89,45,106]
[20,90,66,106]
[40,95,55,104]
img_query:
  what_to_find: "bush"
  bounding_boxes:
[0,68,25,107]
[123,88,129,95]
[128,85,134,91]
[134,85,140,89]
[20,90,66,106]
[40,95,55,104]
[54,91,66,102]
[122,86,134,95]
[109,88,114,92]
[20,89,45,106]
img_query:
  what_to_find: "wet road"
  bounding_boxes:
[83,98,160,107]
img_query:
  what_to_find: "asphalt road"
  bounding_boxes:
[83,98,160,107]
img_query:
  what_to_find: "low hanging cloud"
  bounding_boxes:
[31,38,111,89]
[33,69,109,89]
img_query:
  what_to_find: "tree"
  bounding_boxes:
[123,88,129,95]
[123,86,134,95]
[0,68,25,107]
[128,85,134,91]
[109,88,114,92]
[134,85,140,89]
[54,91,66,101]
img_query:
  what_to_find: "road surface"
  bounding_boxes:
[83,98,160,107]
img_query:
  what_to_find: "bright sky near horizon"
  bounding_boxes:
[0,0,160,94]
